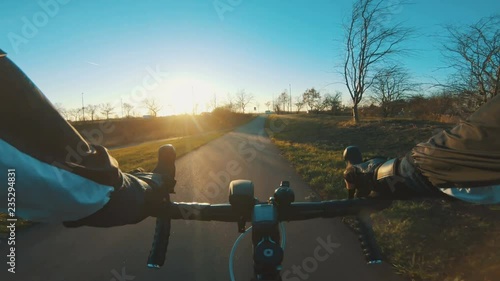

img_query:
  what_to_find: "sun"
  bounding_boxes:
[157,74,216,115]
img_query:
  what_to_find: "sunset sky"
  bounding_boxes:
[1,0,498,116]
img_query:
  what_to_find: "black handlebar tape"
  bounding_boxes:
[147,217,171,268]
[355,212,383,264]
[148,145,176,269]
[343,146,383,264]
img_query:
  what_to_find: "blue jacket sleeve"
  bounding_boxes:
[0,139,113,222]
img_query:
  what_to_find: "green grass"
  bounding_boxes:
[272,139,347,199]
[0,213,32,235]
[109,131,226,171]
[266,114,500,281]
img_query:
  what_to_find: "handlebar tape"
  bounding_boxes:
[343,146,383,264]
[147,217,171,268]
[355,212,383,264]
[148,144,176,269]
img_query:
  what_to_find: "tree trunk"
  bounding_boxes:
[382,105,389,118]
[352,104,360,123]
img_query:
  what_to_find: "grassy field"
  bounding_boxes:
[265,114,500,281]
[109,130,226,172]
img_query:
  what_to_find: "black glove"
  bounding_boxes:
[343,157,388,198]
[343,154,442,199]
[63,145,177,227]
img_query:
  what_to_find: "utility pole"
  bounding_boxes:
[81,92,85,121]
[289,84,292,113]
[121,97,123,118]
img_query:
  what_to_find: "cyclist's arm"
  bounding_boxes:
[1,50,170,226]
[0,49,121,223]
[351,95,500,204]
[0,139,113,222]
[439,186,500,204]
[410,94,500,204]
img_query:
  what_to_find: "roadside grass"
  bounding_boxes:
[266,114,500,281]
[0,213,31,235]
[109,131,226,172]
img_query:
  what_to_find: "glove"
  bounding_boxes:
[343,157,388,198]
[343,153,442,200]
[63,144,177,227]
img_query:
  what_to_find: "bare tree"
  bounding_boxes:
[143,98,162,117]
[67,108,81,122]
[273,98,282,114]
[370,66,416,117]
[294,96,305,113]
[99,103,115,120]
[53,103,68,120]
[342,0,413,122]
[85,104,98,121]
[218,94,235,112]
[302,88,322,112]
[234,90,254,113]
[123,103,134,117]
[277,90,290,112]
[264,101,271,110]
[442,15,500,111]
[322,92,343,114]
[206,94,218,112]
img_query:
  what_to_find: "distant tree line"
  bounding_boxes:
[270,88,343,115]
[359,89,487,122]
[54,97,165,122]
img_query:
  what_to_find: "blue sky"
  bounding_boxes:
[1,0,498,116]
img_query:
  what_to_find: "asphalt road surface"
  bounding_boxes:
[0,116,406,281]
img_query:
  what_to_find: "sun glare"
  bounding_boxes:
[158,75,216,115]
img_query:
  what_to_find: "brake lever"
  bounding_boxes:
[147,145,176,269]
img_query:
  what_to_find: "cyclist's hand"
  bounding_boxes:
[344,153,442,200]
[343,157,388,198]
[63,145,176,227]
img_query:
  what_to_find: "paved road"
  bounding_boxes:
[0,116,405,281]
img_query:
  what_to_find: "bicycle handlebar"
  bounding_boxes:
[147,145,176,269]
[167,199,389,222]
[147,145,389,279]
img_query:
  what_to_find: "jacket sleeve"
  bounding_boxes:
[439,186,500,204]
[409,94,500,203]
[0,49,122,222]
[0,139,114,222]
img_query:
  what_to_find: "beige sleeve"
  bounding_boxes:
[411,94,500,188]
